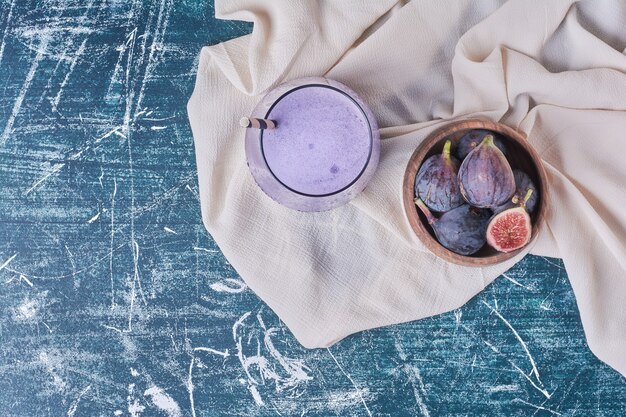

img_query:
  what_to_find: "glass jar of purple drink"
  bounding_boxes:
[244,77,380,212]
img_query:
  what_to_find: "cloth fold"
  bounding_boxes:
[188,0,626,377]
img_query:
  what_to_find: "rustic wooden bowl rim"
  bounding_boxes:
[402,119,549,266]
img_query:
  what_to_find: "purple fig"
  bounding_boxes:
[458,134,515,208]
[493,171,538,215]
[456,129,507,160]
[513,170,538,213]
[414,140,464,212]
[415,198,490,256]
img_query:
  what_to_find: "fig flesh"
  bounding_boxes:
[458,135,516,208]
[415,140,464,212]
[456,129,507,160]
[486,206,532,253]
[415,198,490,256]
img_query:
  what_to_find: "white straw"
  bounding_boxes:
[239,117,277,129]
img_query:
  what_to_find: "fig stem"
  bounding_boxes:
[480,134,494,147]
[442,140,452,161]
[522,188,534,205]
[414,198,437,225]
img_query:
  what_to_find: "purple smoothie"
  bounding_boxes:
[261,85,372,196]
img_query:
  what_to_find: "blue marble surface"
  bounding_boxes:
[0,1,624,416]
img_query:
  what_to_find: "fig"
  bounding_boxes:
[415,198,490,256]
[486,205,532,253]
[458,134,515,208]
[414,140,464,212]
[493,171,538,215]
[456,129,507,160]
[512,170,538,213]
[493,188,535,216]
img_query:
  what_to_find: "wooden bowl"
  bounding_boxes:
[402,119,549,266]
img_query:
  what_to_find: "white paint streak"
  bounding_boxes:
[541,256,565,270]
[144,115,175,121]
[509,361,552,399]
[1,35,49,147]
[17,26,93,39]
[20,274,34,287]
[454,308,462,327]
[186,184,200,200]
[488,384,519,393]
[136,0,172,112]
[96,126,123,142]
[210,278,247,294]
[120,24,149,312]
[144,386,181,417]
[232,312,258,386]
[187,357,197,417]
[132,239,147,306]
[163,226,177,234]
[87,212,101,224]
[461,323,552,399]
[0,254,17,271]
[127,272,136,331]
[53,38,88,111]
[67,385,91,417]
[193,247,218,253]
[404,364,430,417]
[327,348,372,417]
[102,324,124,333]
[248,384,264,406]
[0,0,16,64]
[232,312,313,406]
[539,301,554,311]
[263,325,312,388]
[121,27,137,132]
[24,163,66,196]
[501,273,528,289]
[110,176,117,309]
[22,119,117,197]
[481,301,543,384]
[193,347,230,357]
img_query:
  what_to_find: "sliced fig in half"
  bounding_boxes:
[486,206,532,253]
[415,140,464,212]
[458,134,516,208]
[415,198,490,256]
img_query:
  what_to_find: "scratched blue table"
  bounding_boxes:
[1,1,625,416]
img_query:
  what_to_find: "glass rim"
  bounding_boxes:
[259,83,374,198]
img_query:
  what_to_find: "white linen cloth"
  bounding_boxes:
[188,0,626,377]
